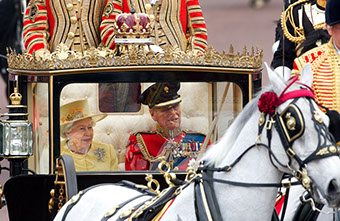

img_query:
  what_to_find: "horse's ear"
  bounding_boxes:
[299,63,313,87]
[265,62,286,94]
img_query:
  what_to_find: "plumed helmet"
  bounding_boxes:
[326,0,340,26]
[139,82,181,108]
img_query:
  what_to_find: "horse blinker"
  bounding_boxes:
[278,104,305,143]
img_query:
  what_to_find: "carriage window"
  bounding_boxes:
[28,82,50,174]
[98,83,141,113]
[58,82,242,172]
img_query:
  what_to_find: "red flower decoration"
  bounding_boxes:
[258,92,279,115]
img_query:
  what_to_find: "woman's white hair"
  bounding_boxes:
[61,117,96,139]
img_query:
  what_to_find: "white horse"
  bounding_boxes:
[54,63,340,221]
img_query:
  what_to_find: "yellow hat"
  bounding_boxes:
[60,99,107,137]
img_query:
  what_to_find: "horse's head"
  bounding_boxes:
[266,63,340,208]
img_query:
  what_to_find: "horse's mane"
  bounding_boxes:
[201,85,274,166]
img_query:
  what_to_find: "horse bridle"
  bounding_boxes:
[193,76,340,220]
[258,76,340,189]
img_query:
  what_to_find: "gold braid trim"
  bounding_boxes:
[329,41,340,111]
[136,134,167,163]
[281,0,325,44]
[317,0,326,8]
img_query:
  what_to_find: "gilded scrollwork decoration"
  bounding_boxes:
[7,43,263,71]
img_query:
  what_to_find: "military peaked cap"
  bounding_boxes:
[326,0,340,26]
[139,82,182,108]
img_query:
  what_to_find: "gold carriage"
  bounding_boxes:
[1,44,262,220]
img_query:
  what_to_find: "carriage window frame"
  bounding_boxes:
[11,67,262,174]
[97,82,143,114]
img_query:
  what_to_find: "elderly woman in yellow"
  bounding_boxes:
[60,99,119,171]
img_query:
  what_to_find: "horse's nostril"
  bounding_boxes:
[328,179,339,196]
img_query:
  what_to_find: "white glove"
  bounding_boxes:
[272,40,279,54]
[149,45,164,53]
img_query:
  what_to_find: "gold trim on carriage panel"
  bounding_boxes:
[248,74,252,102]
[50,75,54,174]
[7,44,263,73]
[7,66,263,76]
[27,83,36,171]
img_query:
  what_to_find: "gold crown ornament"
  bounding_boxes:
[114,11,152,45]
[9,88,22,105]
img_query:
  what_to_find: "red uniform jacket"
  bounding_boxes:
[292,40,340,112]
[23,0,107,54]
[125,130,208,170]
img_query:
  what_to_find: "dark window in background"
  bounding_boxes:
[98,83,141,112]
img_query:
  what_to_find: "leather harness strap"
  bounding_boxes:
[61,183,113,221]
[61,181,156,221]
[101,195,147,221]
[129,186,178,221]
[194,170,223,221]
[191,78,339,221]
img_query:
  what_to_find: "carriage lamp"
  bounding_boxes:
[0,87,33,175]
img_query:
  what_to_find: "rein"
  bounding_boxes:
[193,76,340,221]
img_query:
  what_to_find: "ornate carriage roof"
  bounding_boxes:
[7,44,263,72]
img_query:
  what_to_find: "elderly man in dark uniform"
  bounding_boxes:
[292,0,340,113]
[271,0,329,80]
[125,82,208,171]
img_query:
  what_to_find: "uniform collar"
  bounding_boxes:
[332,39,340,57]
[156,124,182,138]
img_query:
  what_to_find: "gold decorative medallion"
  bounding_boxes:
[258,112,265,127]
[145,3,152,11]
[313,111,323,123]
[329,145,337,154]
[29,2,38,22]
[164,86,169,93]
[301,168,311,190]
[104,3,114,18]
[285,112,296,131]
